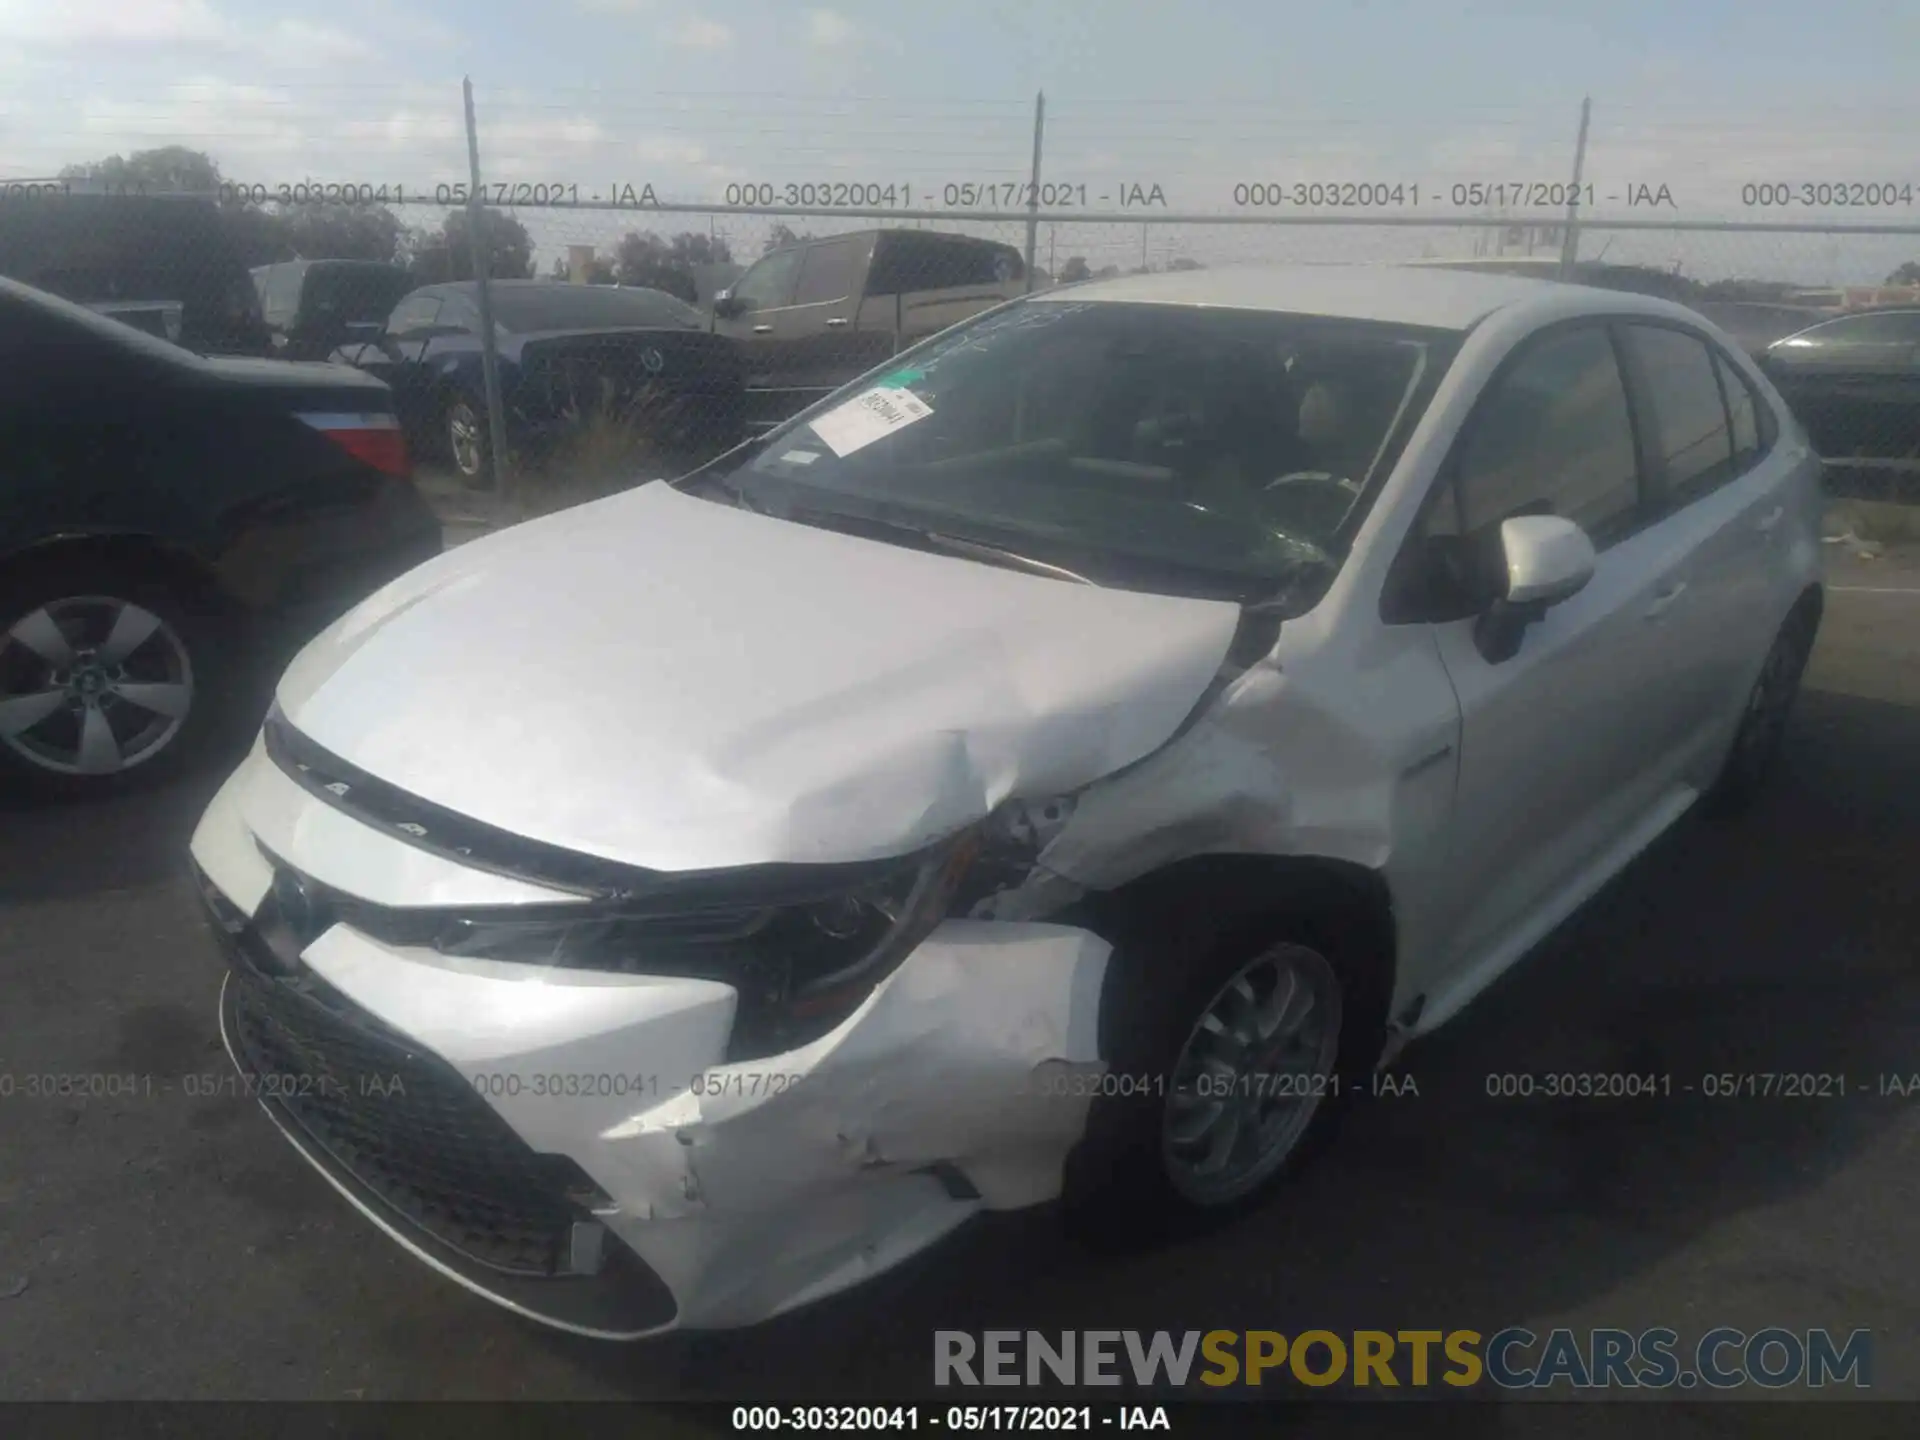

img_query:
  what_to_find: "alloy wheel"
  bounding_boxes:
[448,400,485,478]
[1160,941,1343,1208]
[0,595,194,776]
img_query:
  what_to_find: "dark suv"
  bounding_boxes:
[0,192,271,355]
[253,260,416,361]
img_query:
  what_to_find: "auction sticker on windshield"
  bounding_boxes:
[809,386,933,457]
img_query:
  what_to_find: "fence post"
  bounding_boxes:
[1024,91,1046,292]
[1558,96,1591,281]
[462,77,512,495]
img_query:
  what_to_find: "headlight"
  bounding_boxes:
[417,828,980,1060]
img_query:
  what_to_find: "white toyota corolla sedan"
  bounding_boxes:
[189,265,1824,1337]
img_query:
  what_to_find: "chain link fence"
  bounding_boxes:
[6,85,1920,507]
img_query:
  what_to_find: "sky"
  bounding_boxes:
[4,0,1920,282]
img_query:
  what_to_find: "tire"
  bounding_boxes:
[1702,593,1821,817]
[444,392,493,484]
[0,558,222,796]
[1061,895,1390,1250]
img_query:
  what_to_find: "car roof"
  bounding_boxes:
[1036,263,1687,331]
[765,228,1015,253]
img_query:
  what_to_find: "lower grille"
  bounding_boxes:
[224,968,588,1277]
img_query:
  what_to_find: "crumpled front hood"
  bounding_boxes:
[274,482,1241,873]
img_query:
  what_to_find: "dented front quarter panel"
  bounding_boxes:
[998,609,1461,1018]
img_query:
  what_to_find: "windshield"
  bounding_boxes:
[693,299,1453,604]
[486,284,706,332]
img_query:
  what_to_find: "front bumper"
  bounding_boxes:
[189,741,1111,1334]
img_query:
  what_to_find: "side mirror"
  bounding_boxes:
[1473,514,1595,663]
[712,292,746,319]
[1501,513,1595,606]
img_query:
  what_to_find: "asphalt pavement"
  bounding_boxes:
[1,548,1918,1406]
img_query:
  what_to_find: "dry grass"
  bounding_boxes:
[505,386,708,519]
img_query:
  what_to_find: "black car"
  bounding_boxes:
[0,191,272,356]
[253,259,415,361]
[1692,300,1837,361]
[332,281,748,481]
[0,276,441,793]
[1760,308,1920,466]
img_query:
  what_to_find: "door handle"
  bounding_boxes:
[1643,580,1689,620]
[1755,505,1785,534]
[752,324,773,334]
[825,317,850,328]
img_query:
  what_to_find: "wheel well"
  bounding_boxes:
[1072,851,1397,1002]
[1797,582,1825,627]
[0,535,231,618]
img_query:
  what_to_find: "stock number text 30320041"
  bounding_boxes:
[214,181,664,208]
[719,182,1157,209]
[1741,182,1918,208]
[1232,181,1600,210]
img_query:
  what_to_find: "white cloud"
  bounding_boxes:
[0,0,227,46]
[665,15,732,49]
[804,8,857,48]
[489,115,610,147]
[339,109,464,147]
[261,19,378,66]
[575,0,653,11]
[78,78,310,161]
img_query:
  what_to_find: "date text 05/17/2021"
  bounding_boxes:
[728,1405,1172,1432]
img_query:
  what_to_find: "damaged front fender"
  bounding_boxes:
[587,921,1110,1326]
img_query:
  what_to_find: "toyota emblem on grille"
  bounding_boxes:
[640,347,666,374]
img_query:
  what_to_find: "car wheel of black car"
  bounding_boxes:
[1061,892,1390,1251]
[0,559,220,794]
[444,393,492,484]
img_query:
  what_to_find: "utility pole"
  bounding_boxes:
[462,77,511,494]
[1558,96,1591,281]
[1023,92,1046,293]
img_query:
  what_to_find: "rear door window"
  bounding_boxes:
[1714,350,1765,470]
[1620,325,1737,508]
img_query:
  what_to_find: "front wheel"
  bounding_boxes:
[1062,904,1386,1249]
[445,394,493,483]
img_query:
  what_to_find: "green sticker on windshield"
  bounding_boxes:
[878,367,925,388]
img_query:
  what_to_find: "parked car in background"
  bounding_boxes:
[332,280,748,481]
[191,265,1822,1337]
[0,276,440,793]
[1692,300,1836,360]
[711,228,1026,430]
[253,260,415,361]
[1760,308,1920,465]
[0,192,271,355]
